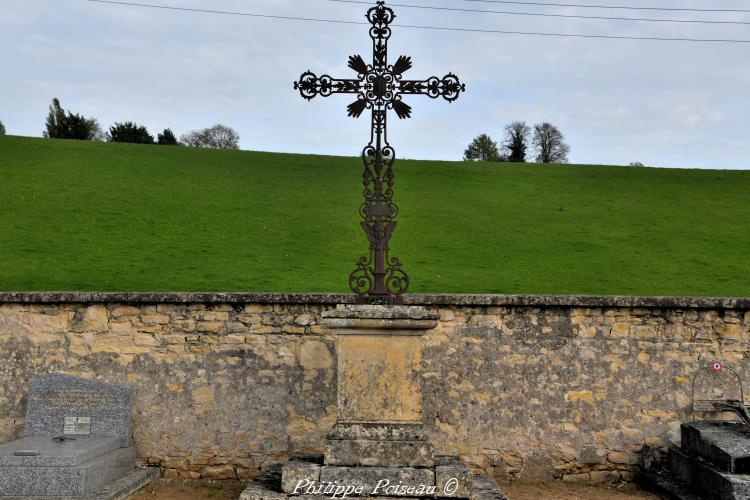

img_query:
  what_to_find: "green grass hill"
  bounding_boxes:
[1,135,748,296]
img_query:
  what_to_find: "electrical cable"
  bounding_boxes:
[326,0,750,25]
[462,0,750,14]
[84,0,750,44]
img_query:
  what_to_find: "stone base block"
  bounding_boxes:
[681,422,750,473]
[669,446,750,500]
[325,422,433,468]
[282,461,322,494]
[318,465,435,497]
[240,464,507,500]
[436,462,473,499]
[325,440,433,468]
[327,423,426,442]
[0,447,136,497]
[242,470,505,499]
[471,477,508,500]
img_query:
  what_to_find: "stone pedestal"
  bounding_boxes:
[242,305,506,500]
[323,305,438,470]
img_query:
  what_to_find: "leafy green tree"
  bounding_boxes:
[503,121,530,163]
[157,128,178,145]
[180,124,240,150]
[0,121,6,136]
[44,98,67,138]
[43,98,101,140]
[66,113,103,141]
[107,121,154,144]
[463,134,501,162]
[533,122,570,164]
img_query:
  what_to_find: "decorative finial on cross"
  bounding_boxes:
[294,0,465,303]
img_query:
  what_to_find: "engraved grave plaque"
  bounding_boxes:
[25,374,132,446]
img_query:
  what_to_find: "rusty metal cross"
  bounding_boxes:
[294,1,465,302]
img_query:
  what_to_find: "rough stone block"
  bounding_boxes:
[241,481,287,500]
[283,461,322,494]
[328,423,426,442]
[669,445,750,500]
[319,465,435,497]
[435,462,473,498]
[472,476,508,500]
[681,421,750,473]
[325,438,433,468]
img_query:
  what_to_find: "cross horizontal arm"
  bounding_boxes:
[294,71,361,100]
[397,73,465,102]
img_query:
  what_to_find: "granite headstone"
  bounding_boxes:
[0,373,156,497]
[25,373,132,446]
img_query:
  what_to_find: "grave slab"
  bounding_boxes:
[681,421,750,473]
[0,373,155,498]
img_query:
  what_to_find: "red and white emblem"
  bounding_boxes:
[712,361,723,372]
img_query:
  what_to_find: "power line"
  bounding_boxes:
[462,0,750,14]
[327,0,750,25]
[84,0,750,44]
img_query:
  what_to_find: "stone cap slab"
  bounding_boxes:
[2,292,748,310]
[322,305,438,332]
[25,374,133,446]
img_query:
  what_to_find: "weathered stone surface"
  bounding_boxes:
[1,297,749,481]
[282,461,321,494]
[203,464,237,479]
[337,334,424,423]
[241,480,288,500]
[25,374,133,446]
[669,445,750,499]
[322,305,438,331]
[319,466,435,496]
[3,291,748,310]
[472,476,508,500]
[70,305,109,333]
[436,462,473,498]
[328,423,426,442]
[322,305,439,321]
[325,438,433,467]
[681,421,750,473]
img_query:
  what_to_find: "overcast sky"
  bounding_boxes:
[2,0,749,168]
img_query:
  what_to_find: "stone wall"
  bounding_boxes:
[1,293,749,483]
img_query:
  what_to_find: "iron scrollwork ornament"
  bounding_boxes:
[294,1,465,302]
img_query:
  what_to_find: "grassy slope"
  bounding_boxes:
[1,135,748,295]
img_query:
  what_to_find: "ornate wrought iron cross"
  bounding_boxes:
[294,1,465,302]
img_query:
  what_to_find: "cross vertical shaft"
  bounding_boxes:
[294,1,465,302]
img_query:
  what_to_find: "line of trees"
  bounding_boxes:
[0,121,5,136]
[41,98,239,150]
[464,121,570,164]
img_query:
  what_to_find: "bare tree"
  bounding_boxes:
[503,121,530,163]
[180,124,240,150]
[533,122,569,164]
